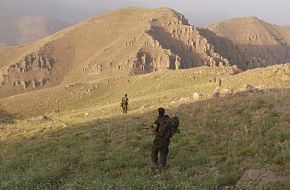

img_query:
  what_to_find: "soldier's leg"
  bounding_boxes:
[151,141,159,168]
[159,140,170,168]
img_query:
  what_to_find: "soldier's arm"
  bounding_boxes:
[143,123,158,132]
[150,124,158,132]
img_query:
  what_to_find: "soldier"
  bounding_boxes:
[175,55,181,70]
[145,107,171,170]
[121,94,129,114]
[141,54,146,71]
[218,78,222,87]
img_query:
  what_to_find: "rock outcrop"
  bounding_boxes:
[3,8,289,98]
[82,8,230,75]
[0,44,56,97]
[205,17,290,70]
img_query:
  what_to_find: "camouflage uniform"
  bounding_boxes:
[151,115,171,168]
[121,95,129,114]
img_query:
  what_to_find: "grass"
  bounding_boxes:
[0,109,15,124]
[1,88,290,189]
[1,65,290,189]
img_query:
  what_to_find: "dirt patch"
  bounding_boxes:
[237,169,290,189]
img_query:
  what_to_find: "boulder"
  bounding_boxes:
[229,65,243,75]
[192,92,203,100]
[220,88,234,95]
[179,97,191,102]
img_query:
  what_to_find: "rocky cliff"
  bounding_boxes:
[205,17,290,70]
[0,7,229,98]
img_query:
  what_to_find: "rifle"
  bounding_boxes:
[143,126,151,130]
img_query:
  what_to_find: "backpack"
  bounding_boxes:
[170,116,180,135]
[160,116,180,139]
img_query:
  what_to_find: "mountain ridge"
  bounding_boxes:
[204,16,290,69]
[1,7,290,99]
[0,7,229,98]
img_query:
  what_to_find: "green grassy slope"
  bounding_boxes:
[1,64,290,189]
[0,64,289,119]
[1,89,290,189]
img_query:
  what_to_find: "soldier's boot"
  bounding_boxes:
[159,159,166,170]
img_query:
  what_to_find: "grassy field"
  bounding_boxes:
[1,65,290,189]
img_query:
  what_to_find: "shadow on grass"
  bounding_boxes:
[1,88,290,189]
[0,109,16,124]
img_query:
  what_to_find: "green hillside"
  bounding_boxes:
[1,64,290,189]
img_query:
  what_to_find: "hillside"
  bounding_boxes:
[0,7,230,99]
[204,17,290,70]
[0,0,143,45]
[1,63,290,189]
[0,16,68,45]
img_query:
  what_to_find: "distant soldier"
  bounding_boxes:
[218,78,222,87]
[212,87,220,98]
[175,55,181,70]
[121,94,129,114]
[145,107,172,170]
[141,54,146,71]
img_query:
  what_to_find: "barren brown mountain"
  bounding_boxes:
[0,7,230,99]
[202,17,290,69]
[1,8,290,99]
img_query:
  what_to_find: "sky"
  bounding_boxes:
[1,0,289,26]
[130,0,290,26]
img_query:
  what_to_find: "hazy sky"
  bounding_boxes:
[1,0,289,26]
[130,0,290,26]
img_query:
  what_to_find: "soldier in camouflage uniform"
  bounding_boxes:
[147,107,171,169]
[121,94,129,114]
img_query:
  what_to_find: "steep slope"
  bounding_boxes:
[0,7,229,99]
[204,17,290,69]
[0,16,68,45]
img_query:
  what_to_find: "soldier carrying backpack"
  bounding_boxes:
[144,107,179,170]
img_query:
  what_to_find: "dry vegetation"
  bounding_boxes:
[1,64,290,189]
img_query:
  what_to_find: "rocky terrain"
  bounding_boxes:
[205,17,290,69]
[0,7,230,98]
[1,8,290,100]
